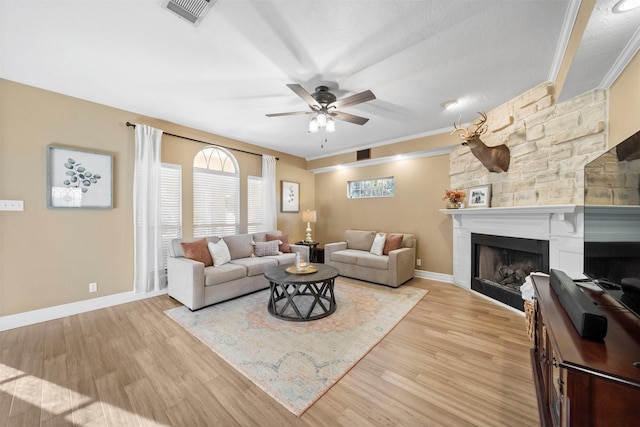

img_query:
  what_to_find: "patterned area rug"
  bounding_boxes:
[165,279,427,416]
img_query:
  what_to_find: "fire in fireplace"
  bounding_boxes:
[471,233,549,311]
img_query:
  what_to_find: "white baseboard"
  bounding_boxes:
[414,269,454,283]
[0,288,168,332]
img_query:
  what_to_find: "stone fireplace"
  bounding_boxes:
[440,82,612,309]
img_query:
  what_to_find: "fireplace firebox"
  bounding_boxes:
[471,233,549,311]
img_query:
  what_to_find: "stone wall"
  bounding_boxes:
[449,83,608,206]
[585,145,640,205]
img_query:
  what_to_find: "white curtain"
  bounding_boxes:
[262,155,277,231]
[134,124,164,293]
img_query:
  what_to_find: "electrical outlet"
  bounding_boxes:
[0,200,24,211]
[416,259,421,266]
[89,282,98,293]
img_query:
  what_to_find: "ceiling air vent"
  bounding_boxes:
[162,0,215,26]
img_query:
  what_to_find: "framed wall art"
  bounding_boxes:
[468,185,491,208]
[281,180,300,212]
[47,145,113,209]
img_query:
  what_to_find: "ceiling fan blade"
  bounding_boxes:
[330,90,376,109]
[265,111,312,117]
[331,110,370,125]
[287,84,321,109]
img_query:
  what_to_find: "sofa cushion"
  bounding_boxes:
[330,249,360,265]
[223,234,254,260]
[267,233,291,253]
[204,263,246,286]
[208,240,231,267]
[370,232,386,256]
[181,238,213,267]
[230,257,278,276]
[383,233,404,255]
[345,230,376,251]
[357,252,390,270]
[254,240,280,257]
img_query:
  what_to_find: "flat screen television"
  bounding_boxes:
[583,130,640,316]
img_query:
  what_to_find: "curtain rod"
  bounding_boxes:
[126,122,279,160]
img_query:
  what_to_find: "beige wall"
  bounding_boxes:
[0,79,309,316]
[274,158,315,243]
[314,154,453,275]
[609,50,640,146]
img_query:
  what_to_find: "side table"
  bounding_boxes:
[296,240,320,263]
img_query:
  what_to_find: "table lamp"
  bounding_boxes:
[301,209,317,243]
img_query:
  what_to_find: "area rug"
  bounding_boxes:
[165,280,427,416]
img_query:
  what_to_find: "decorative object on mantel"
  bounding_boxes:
[452,111,511,173]
[468,184,491,208]
[443,189,465,209]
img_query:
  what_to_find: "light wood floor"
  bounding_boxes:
[0,279,540,426]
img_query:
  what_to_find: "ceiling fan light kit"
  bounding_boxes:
[267,84,375,134]
[309,110,335,133]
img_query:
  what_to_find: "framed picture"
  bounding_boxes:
[281,180,300,212]
[468,185,491,208]
[47,145,113,209]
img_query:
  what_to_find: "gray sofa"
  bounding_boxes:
[168,231,308,310]
[324,229,416,287]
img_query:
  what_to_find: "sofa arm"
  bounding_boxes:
[168,256,205,310]
[388,247,416,287]
[324,241,347,264]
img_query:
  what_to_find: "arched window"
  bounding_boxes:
[193,147,239,237]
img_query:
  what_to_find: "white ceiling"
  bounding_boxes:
[1,0,639,160]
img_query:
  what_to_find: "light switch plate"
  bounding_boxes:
[0,200,24,211]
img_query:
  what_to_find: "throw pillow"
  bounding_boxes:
[254,240,280,257]
[383,233,404,255]
[267,233,291,253]
[181,239,213,267]
[370,232,386,256]
[223,234,254,259]
[208,239,231,267]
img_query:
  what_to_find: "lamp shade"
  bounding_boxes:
[325,117,335,133]
[308,117,319,133]
[301,209,317,223]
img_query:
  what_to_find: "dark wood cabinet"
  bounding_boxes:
[530,275,640,427]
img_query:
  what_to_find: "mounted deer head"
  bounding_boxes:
[452,112,510,173]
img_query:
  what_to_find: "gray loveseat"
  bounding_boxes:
[324,229,416,287]
[168,231,308,310]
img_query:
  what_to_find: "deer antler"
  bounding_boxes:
[471,111,488,136]
[451,117,471,140]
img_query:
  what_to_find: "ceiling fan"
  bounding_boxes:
[266,84,376,133]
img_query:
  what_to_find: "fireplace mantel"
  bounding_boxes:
[441,205,584,290]
[440,204,581,232]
